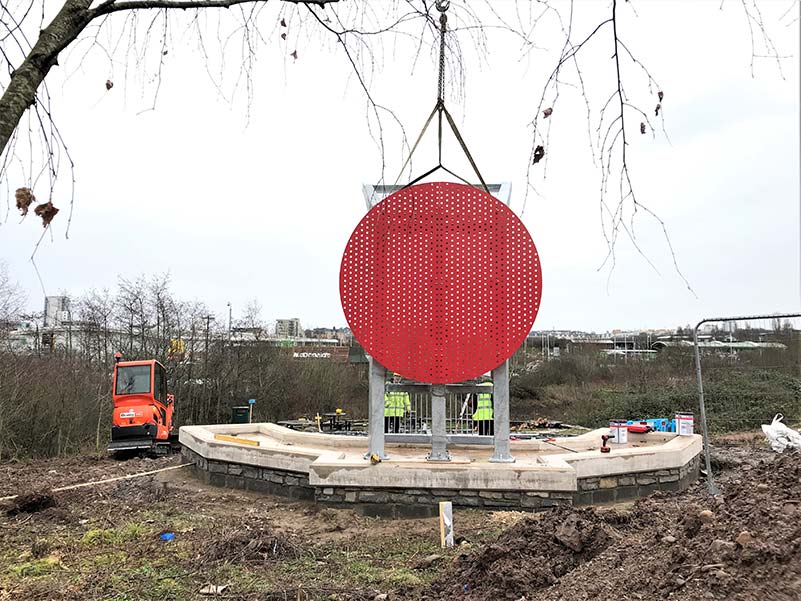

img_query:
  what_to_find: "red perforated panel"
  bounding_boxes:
[340,182,542,384]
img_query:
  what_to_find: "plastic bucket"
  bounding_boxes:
[675,412,694,436]
[609,420,628,444]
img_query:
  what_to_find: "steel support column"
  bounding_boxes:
[427,384,450,461]
[490,360,514,463]
[365,357,388,460]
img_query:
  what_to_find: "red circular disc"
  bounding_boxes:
[340,182,542,384]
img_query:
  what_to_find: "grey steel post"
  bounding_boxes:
[693,322,718,495]
[427,384,450,461]
[490,360,515,463]
[365,357,388,460]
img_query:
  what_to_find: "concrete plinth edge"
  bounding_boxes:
[180,423,703,511]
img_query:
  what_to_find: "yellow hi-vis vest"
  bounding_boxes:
[472,382,494,421]
[384,391,411,417]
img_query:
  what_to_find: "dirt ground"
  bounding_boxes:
[402,435,801,601]
[0,453,502,600]
[1,434,798,601]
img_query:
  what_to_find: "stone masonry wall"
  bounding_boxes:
[574,454,701,505]
[182,446,314,500]
[182,446,701,511]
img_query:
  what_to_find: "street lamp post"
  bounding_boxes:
[227,302,232,343]
[204,315,215,372]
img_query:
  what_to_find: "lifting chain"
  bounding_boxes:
[392,0,489,194]
[436,0,449,103]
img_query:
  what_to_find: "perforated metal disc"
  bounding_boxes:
[340,182,542,384]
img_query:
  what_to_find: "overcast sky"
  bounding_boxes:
[1,0,799,333]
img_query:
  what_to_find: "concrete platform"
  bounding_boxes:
[180,423,702,511]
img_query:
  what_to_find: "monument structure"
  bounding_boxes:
[340,1,541,463]
[179,0,703,513]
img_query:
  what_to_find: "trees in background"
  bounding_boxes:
[0,272,366,458]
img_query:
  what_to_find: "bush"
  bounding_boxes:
[511,353,801,433]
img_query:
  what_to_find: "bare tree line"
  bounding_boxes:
[0,270,366,459]
[2,1,794,280]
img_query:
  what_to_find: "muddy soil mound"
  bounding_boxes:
[405,449,801,601]
[4,491,56,516]
[405,506,612,600]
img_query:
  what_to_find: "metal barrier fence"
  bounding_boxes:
[385,383,488,435]
[694,312,801,494]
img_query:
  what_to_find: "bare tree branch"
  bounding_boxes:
[93,0,339,18]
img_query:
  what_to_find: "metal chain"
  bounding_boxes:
[395,0,489,194]
[436,0,449,102]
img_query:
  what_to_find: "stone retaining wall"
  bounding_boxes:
[183,446,700,511]
[575,455,700,505]
[182,447,314,500]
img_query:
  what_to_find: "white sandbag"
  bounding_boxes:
[761,413,801,453]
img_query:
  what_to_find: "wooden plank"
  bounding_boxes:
[213,434,260,447]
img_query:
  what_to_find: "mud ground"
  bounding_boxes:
[1,433,798,601]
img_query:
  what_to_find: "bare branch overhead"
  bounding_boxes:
[92,0,340,19]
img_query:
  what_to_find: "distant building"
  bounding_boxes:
[304,327,353,344]
[275,318,303,338]
[652,339,787,352]
[44,296,70,327]
[5,320,38,353]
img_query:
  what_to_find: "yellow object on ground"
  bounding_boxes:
[213,434,260,447]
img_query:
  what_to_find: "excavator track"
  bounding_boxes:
[108,434,181,458]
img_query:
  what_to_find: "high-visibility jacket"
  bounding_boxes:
[384,391,411,417]
[472,382,493,421]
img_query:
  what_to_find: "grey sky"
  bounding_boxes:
[1,0,799,332]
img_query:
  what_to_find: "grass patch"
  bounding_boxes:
[386,567,425,587]
[342,558,381,585]
[80,550,128,568]
[80,521,155,546]
[8,555,63,578]
[81,528,118,545]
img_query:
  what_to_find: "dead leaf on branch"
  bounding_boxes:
[281,33,287,40]
[105,80,113,91]
[658,90,664,102]
[34,202,59,228]
[640,122,646,134]
[15,187,35,216]
[655,103,661,117]
[290,50,298,60]
[543,107,553,118]
[532,145,545,164]
[280,18,286,27]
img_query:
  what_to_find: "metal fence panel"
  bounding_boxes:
[694,313,801,494]
[386,383,488,436]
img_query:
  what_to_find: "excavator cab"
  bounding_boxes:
[108,356,176,455]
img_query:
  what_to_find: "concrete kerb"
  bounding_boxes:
[180,423,703,509]
[556,434,704,480]
[307,457,577,491]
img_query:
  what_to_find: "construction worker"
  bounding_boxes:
[473,379,494,436]
[384,380,411,433]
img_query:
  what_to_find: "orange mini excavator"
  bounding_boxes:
[108,352,176,455]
